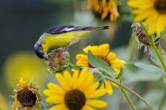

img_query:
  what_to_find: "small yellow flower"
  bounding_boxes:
[128,0,166,35]
[76,43,125,95]
[12,78,42,110]
[88,0,119,21]
[43,68,107,110]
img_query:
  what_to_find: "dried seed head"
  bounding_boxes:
[48,48,70,73]
[132,23,150,46]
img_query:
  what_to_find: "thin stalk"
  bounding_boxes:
[140,22,166,73]
[105,77,153,110]
[126,36,137,62]
[161,33,166,43]
[98,68,114,78]
[158,91,166,110]
[120,86,135,110]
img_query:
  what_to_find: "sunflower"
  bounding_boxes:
[43,68,107,110]
[76,43,125,95]
[128,0,166,35]
[12,78,42,110]
[88,0,119,21]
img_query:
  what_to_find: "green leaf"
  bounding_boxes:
[123,61,163,84]
[150,48,166,67]
[116,67,124,79]
[88,50,116,78]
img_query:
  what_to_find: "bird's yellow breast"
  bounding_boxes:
[42,31,92,53]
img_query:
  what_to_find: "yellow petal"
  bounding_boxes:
[101,6,109,20]
[111,82,119,88]
[127,0,152,8]
[79,73,94,92]
[111,58,125,68]
[84,82,99,94]
[55,73,70,91]
[156,15,166,35]
[43,90,59,96]
[77,68,90,89]
[97,43,110,56]
[76,54,88,60]
[48,104,67,110]
[86,89,106,98]
[46,83,65,95]
[107,52,116,61]
[113,68,120,76]
[72,69,79,89]
[86,100,107,108]
[83,45,99,55]
[134,9,153,22]
[105,80,113,95]
[76,54,89,66]
[46,95,64,104]
[82,105,95,110]
[19,78,27,88]
[64,71,72,88]
[88,0,93,9]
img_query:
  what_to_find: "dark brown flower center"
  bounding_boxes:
[154,0,166,14]
[65,89,86,110]
[17,88,37,107]
[88,56,111,68]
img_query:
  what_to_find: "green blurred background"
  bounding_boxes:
[2,0,164,110]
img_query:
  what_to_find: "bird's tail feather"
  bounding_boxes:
[81,26,109,31]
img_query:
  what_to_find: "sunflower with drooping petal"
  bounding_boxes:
[76,43,125,95]
[43,68,107,110]
[128,0,166,35]
[12,78,42,110]
[88,0,120,21]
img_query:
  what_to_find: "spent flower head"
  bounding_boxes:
[46,48,70,73]
[12,78,42,110]
[88,0,120,21]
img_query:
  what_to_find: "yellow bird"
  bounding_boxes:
[34,25,109,59]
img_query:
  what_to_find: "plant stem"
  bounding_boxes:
[105,77,153,110]
[126,36,137,62]
[140,22,166,73]
[158,91,166,110]
[120,86,135,110]
[161,33,166,43]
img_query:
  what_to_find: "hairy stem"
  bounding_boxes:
[158,91,166,110]
[140,22,166,73]
[105,77,153,110]
[161,33,166,43]
[120,85,135,110]
[126,36,138,62]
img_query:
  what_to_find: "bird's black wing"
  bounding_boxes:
[45,25,109,34]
